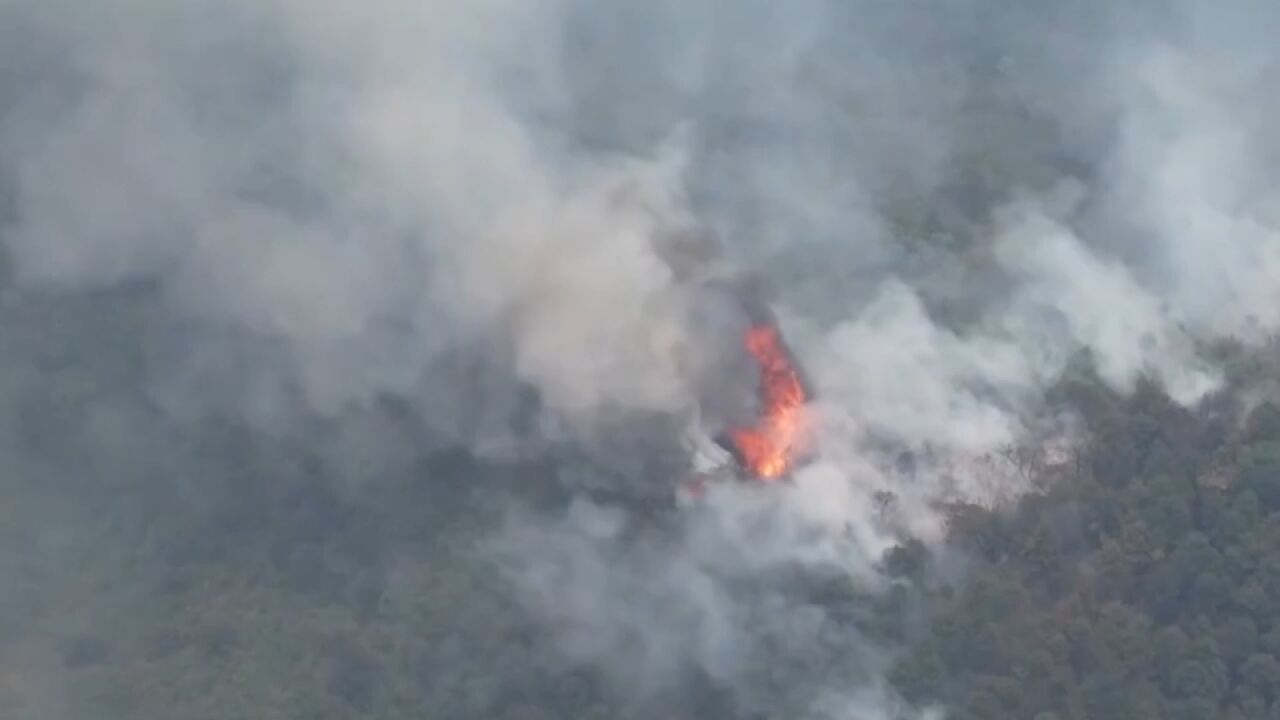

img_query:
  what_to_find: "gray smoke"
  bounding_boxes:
[2,0,1279,718]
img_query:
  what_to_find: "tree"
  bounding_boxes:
[890,363,1280,720]
[1242,654,1280,703]
[1240,442,1280,509]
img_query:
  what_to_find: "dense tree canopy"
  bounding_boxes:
[888,355,1280,720]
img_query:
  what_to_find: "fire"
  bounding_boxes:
[728,324,811,479]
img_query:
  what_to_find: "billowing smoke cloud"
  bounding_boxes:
[2,0,1280,718]
[3,0,705,434]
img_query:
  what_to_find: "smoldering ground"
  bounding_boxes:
[1,0,1280,718]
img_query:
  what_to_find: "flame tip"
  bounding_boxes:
[727,321,812,480]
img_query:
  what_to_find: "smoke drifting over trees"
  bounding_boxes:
[1,1,1279,718]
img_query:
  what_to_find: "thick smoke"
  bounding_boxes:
[2,0,1280,718]
[3,0,705,433]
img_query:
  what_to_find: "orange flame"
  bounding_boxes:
[729,324,811,479]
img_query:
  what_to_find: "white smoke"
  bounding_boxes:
[4,0,707,436]
[3,0,1280,718]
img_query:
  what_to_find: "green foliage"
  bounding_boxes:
[891,373,1280,720]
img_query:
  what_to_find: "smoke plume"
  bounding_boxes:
[1,0,1279,718]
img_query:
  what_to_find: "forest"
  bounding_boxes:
[889,345,1280,720]
[8,275,1280,720]
[4,1,1280,719]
